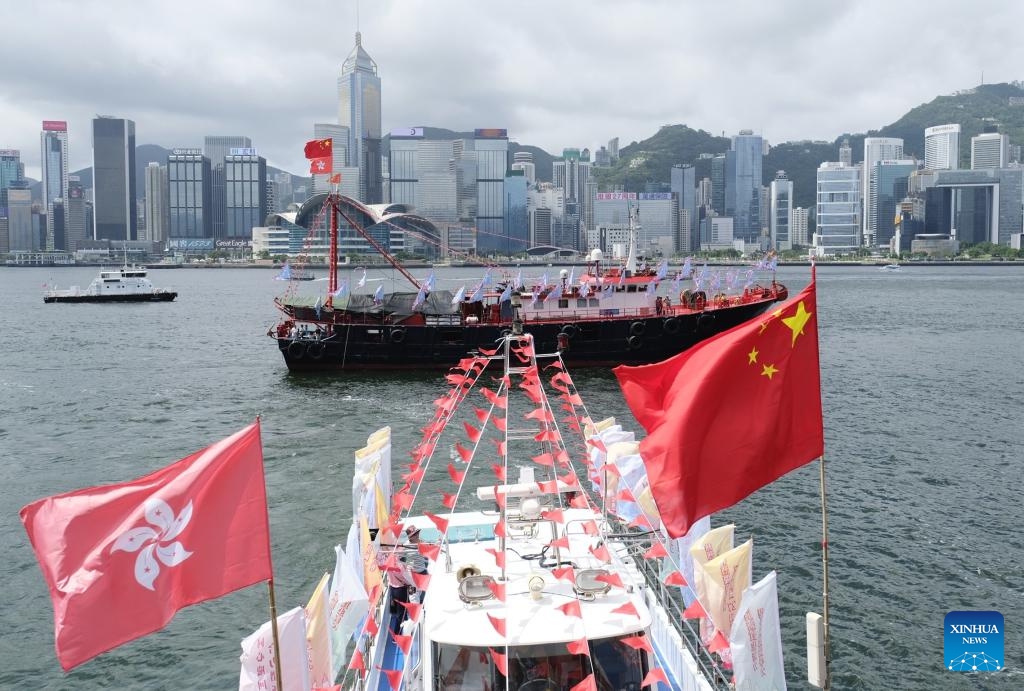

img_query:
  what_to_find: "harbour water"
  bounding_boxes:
[1,264,1022,689]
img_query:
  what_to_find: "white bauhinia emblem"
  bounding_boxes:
[111,497,193,590]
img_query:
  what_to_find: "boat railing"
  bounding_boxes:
[631,548,732,690]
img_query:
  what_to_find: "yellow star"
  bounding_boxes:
[782,300,813,347]
[759,308,783,333]
[761,363,778,380]
[748,347,759,364]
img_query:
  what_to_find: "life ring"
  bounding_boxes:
[390,327,406,344]
[663,317,680,335]
[287,340,306,360]
[626,335,643,350]
[560,324,578,339]
[629,321,646,337]
[308,341,325,359]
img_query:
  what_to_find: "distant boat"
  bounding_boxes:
[274,262,316,281]
[879,263,902,271]
[43,266,177,303]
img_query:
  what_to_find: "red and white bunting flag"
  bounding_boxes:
[21,422,272,671]
[620,634,653,652]
[454,442,473,463]
[570,674,597,691]
[448,462,466,484]
[463,422,481,443]
[566,638,590,656]
[557,601,582,618]
[425,512,449,534]
[612,602,639,618]
[487,614,507,637]
[389,628,413,654]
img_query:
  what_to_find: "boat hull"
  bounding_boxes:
[43,292,178,304]
[277,299,775,371]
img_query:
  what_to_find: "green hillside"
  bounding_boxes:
[590,82,1024,211]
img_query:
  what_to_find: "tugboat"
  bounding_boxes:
[43,266,177,303]
[269,193,786,371]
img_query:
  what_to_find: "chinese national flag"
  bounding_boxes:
[614,280,823,537]
[304,138,332,159]
[309,156,333,175]
[20,421,273,671]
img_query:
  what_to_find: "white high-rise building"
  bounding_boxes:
[815,161,861,257]
[769,171,793,251]
[144,162,169,244]
[791,207,809,247]
[839,139,852,166]
[971,132,1009,169]
[40,120,69,250]
[924,124,960,170]
[862,137,904,243]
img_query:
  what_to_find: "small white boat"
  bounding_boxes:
[43,266,177,303]
[878,263,901,272]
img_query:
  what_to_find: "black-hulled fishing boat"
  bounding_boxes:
[269,193,786,372]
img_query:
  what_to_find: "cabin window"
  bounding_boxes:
[557,299,569,309]
[588,299,599,307]
[433,635,646,691]
[576,299,588,308]
[626,285,638,293]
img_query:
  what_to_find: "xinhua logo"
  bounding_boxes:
[944,611,1004,672]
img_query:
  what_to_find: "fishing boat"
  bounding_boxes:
[42,266,177,303]
[299,330,793,691]
[269,194,787,371]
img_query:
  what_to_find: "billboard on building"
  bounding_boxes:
[638,193,673,200]
[595,192,637,201]
[228,147,258,156]
[168,238,215,250]
[216,239,252,249]
[389,127,424,138]
[474,128,508,139]
[42,120,68,132]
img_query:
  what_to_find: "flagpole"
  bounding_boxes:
[819,455,832,691]
[267,579,285,691]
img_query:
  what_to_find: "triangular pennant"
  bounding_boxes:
[531,452,555,466]
[463,422,481,443]
[557,600,582,618]
[641,668,669,687]
[589,544,611,563]
[549,536,570,549]
[455,442,474,463]
[348,649,366,672]
[551,566,575,582]
[486,580,506,602]
[480,387,507,409]
[485,547,506,569]
[474,407,490,424]
[541,508,565,524]
[442,492,457,509]
[448,462,466,484]
[663,571,687,586]
[611,602,639,618]
[594,572,624,589]
[708,630,730,653]
[382,668,403,691]
[425,512,449,534]
[418,543,441,561]
[682,599,706,619]
[566,638,590,656]
[492,416,507,432]
[644,542,669,559]
[389,628,414,654]
[569,674,597,691]
[398,600,423,622]
[486,614,507,637]
[489,648,508,676]
[620,634,653,652]
[491,464,506,482]
[411,572,431,590]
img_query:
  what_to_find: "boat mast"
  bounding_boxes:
[327,193,339,305]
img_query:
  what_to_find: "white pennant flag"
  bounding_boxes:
[327,542,370,680]
[729,571,787,691]
[239,606,310,691]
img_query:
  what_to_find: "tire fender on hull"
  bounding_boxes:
[663,317,680,335]
[287,340,306,360]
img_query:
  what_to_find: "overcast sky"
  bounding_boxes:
[4,0,1023,179]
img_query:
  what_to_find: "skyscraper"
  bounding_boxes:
[223,149,267,238]
[867,160,916,248]
[924,124,960,170]
[338,32,382,203]
[474,129,509,255]
[729,130,763,244]
[167,149,212,239]
[0,149,22,218]
[66,176,87,251]
[144,162,169,244]
[769,171,793,251]
[670,164,696,253]
[839,139,852,166]
[971,132,1009,169]
[204,135,252,238]
[551,148,592,249]
[92,116,137,241]
[862,137,904,244]
[40,120,69,250]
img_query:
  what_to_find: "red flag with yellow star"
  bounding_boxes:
[304,138,332,159]
[613,279,823,537]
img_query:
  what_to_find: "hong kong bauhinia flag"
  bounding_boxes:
[309,156,333,175]
[614,279,824,537]
[20,421,273,671]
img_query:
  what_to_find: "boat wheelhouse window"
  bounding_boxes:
[626,285,638,293]
[576,299,588,308]
[558,299,569,309]
[433,635,646,691]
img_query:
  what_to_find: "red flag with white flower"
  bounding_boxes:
[20,421,273,671]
